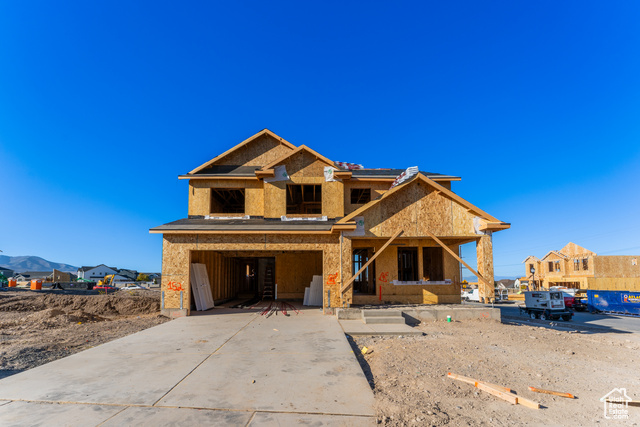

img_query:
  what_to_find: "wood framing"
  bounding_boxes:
[151,129,510,315]
[524,242,640,292]
[341,229,403,294]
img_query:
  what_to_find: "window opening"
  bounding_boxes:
[423,247,444,281]
[398,247,418,281]
[286,184,322,214]
[350,188,371,204]
[210,188,245,214]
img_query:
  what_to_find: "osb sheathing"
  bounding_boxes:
[263,181,287,218]
[593,256,640,278]
[161,236,194,312]
[275,252,323,297]
[349,237,461,303]
[343,181,390,216]
[161,234,343,310]
[586,277,640,292]
[188,179,264,217]
[559,242,595,258]
[476,235,494,301]
[362,180,477,238]
[283,150,328,179]
[213,133,294,167]
[264,150,344,219]
[323,181,344,219]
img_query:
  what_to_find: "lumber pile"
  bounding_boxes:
[303,275,323,306]
[190,263,215,311]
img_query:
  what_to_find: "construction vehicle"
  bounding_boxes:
[0,272,7,287]
[519,290,573,321]
[95,275,118,292]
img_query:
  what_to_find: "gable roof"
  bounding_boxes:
[78,264,117,272]
[559,242,595,257]
[541,250,567,261]
[260,144,336,171]
[337,172,503,225]
[189,129,297,174]
[522,256,540,263]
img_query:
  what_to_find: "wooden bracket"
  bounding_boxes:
[340,229,403,294]
[424,229,493,289]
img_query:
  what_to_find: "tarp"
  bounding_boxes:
[334,161,364,170]
[390,166,419,189]
[264,165,290,183]
[587,290,640,315]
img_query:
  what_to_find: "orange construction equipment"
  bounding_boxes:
[30,279,42,290]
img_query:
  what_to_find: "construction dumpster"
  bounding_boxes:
[587,290,640,315]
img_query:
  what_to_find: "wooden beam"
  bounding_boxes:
[341,229,403,294]
[479,222,511,231]
[334,171,352,180]
[447,373,511,393]
[475,382,517,405]
[424,229,493,289]
[528,386,574,399]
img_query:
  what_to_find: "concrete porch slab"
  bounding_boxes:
[339,319,423,336]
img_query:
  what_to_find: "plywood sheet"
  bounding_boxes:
[214,133,294,167]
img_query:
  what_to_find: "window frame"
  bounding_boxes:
[397,247,419,282]
[350,188,371,205]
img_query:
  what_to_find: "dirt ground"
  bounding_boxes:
[0,289,169,380]
[352,319,640,426]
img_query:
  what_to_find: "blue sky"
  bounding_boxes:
[1,1,639,276]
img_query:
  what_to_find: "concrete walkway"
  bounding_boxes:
[0,307,375,426]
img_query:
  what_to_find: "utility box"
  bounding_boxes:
[520,290,573,320]
[524,291,566,310]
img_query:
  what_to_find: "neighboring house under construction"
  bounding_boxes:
[524,242,640,291]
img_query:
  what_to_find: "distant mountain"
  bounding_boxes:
[0,255,78,273]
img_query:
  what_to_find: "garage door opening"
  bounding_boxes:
[190,251,323,309]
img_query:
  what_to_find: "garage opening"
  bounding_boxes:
[190,250,323,309]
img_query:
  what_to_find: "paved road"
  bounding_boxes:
[0,306,375,426]
[490,302,640,336]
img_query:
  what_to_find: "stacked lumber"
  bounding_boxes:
[303,275,323,306]
[190,263,215,311]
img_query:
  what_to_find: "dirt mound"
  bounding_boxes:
[0,289,169,380]
[0,290,161,317]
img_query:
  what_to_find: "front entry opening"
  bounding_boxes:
[353,248,376,295]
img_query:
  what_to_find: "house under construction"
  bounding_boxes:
[150,129,510,315]
[524,242,640,291]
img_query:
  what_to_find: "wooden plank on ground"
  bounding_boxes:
[475,382,517,405]
[529,386,574,399]
[447,372,511,393]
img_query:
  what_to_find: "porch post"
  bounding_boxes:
[476,234,495,303]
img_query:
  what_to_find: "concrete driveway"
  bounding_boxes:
[0,307,375,426]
